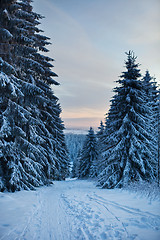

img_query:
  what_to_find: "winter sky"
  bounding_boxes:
[33,0,160,130]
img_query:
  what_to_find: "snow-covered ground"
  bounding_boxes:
[0,179,160,240]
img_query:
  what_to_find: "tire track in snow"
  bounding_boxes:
[33,187,74,240]
[15,190,45,240]
[93,193,160,218]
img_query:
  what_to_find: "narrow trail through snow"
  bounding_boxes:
[0,179,160,240]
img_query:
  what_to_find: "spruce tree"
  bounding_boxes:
[97,121,104,139]
[96,121,104,154]
[142,70,159,178]
[0,0,69,191]
[78,127,98,178]
[143,70,158,125]
[98,51,156,189]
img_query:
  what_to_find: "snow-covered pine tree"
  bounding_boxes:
[96,121,104,154]
[143,70,158,124]
[98,51,156,189]
[0,0,69,191]
[94,121,105,176]
[0,0,56,191]
[78,127,99,178]
[142,70,159,178]
[97,121,104,139]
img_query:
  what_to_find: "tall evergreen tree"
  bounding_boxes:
[97,121,104,139]
[143,70,158,123]
[98,51,156,189]
[142,70,159,178]
[97,121,104,152]
[78,127,99,178]
[0,0,69,191]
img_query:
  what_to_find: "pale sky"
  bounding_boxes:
[33,0,160,130]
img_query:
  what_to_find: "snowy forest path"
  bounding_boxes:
[0,179,160,240]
